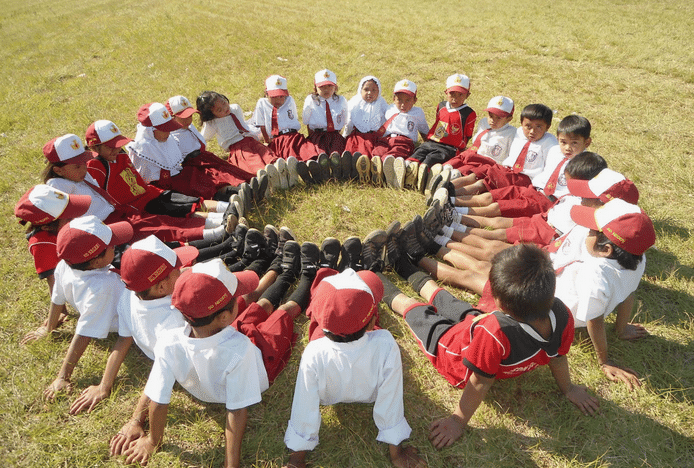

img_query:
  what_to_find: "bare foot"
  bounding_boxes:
[619,323,649,341]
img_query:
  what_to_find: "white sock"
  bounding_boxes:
[441,225,455,238]
[450,169,462,180]
[204,216,222,229]
[451,222,468,233]
[449,196,457,205]
[203,225,225,241]
[434,234,450,246]
[454,206,469,215]
[214,201,229,213]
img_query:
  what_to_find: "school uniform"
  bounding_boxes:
[302,94,348,156]
[253,96,318,161]
[410,101,476,166]
[449,119,517,170]
[27,229,58,279]
[504,195,579,245]
[371,105,429,159]
[343,77,389,156]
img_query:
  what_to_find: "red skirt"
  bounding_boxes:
[307,130,346,156]
[105,210,205,243]
[228,136,278,175]
[345,130,380,156]
[270,132,320,161]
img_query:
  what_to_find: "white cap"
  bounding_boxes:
[485,96,515,117]
[314,69,337,87]
[166,95,198,118]
[265,75,289,97]
[394,79,417,96]
[445,74,470,92]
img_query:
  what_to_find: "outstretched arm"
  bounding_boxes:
[549,355,599,415]
[110,392,150,456]
[44,333,92,400]
[123,401,168,466]
[22,302,67,344]
[586,316,641,390]
[225,407,248,468]
[429,372,494,449]
[614,293,648,341]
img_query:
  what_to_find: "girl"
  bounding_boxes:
[197,90,278,175]
[343,75,388,156]
[302,69,348,156]
[252,75,318,161]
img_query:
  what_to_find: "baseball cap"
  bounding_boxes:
[137,102,182,132]
[485,96,515,117]
[166,95,199,118]
[43,134,95,164]
[445,74,470,93]
[15,184,91,226]
[570,199,655,256]
[57,215,133,265]
[265,75,289,97]
[567,168,639,204]
[314,69,337,87]
[120,235,198,292]
[171,258,259,319]
[393,79,417,96]
[85,120,132,148]
[307,268,384,336]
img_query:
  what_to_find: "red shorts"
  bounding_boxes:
[492,185,554,218]
[506,213,560,246]
[371,135,415,159]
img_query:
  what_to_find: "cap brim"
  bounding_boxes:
[174,245,199,268]
[174,108,199,118]
[394,90,415,96]
[267,89,289,97]
[106,221,134,246]
[356,270,384,304]
[446,86,468,93]
[566,178,596,199]
[232,270,259,297]
[569,205,600,230]
[485,107,512,117]
[102,134,133,148]
[60,194,92,220]
[153,119,183,132]
[63,151,96,165]
[315,80,336,87]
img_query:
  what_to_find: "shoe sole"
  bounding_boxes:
[425,163,442,197]
[393,157,406,190]
[356,154,370,184]
[275,158,289,189]
[405,161,418,190]
[417,163,428,193]
[371,156,383,187]
[383,156,396,189]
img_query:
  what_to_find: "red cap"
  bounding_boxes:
[165,95,199,118]
[85,120,132,148]
[171,259,258,319]
[57,215,133,265]
[120,235,198,292]
[570,199,655,256]
[15,185,91,226]
[43,134,96,164]
[306,269,383,336]
[137,102,182,132]
[567,168,639,204]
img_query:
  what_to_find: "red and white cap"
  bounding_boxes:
[120,235,198,292]
[570,199,655,256]
[137,102,182,132]
[567,168,639,204]
[43,134,95,164]
[14,184,91,226]
[265,75,289,97]
[307,268,384,336]
[314,69,337,87]
[85,120,132,148]
[445,74,470,93]
[485,96,515,118]
[172,258,258,319]
[165,95,199,118]
[57,215,133,265]
[393,79,417,96]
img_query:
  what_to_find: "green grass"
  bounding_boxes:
[1,0,694,466]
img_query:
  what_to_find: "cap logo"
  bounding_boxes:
[497,97,504,106]
[454,76,462,83]
[323,71,330,78]
[162,110,170,120]
[182,98,190,107]
[401,81,409,87]
[84,243,101,258]
[276,78,282,86]
[209,291,229,310]
[147,263,167,283]
[55,192,65,200]
[70,139,80,150]
[109,124,118,134]
[87,137,98,145]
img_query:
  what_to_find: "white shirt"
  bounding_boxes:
[502,128,558,180]
[170,124,206,157]
[344,96,388,135]
[545,195,580,236]
[382,105,429,143]
[200,104,255,151]
[46,175,115,221]
[471,119,517,163]
[532,145,571,196]
[126,124,185,183]
[117,291,186,360]
[284,329,412,451]
[51,260,122,339]
[145,325,269,410]
[252,96,302,136]
[302,94,348,131]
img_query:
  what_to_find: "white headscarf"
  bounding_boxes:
[126,124,185,183]
[346,76,388,133]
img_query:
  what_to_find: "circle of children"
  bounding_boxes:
[14,67,656,468]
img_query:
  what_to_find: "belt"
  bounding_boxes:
[279,129,298,135]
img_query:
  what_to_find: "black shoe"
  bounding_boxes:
[338,236,363,271]
[256,172,269,201]
[307,159,321,184]
[230,222,249,258]
[422,200,445,239]
[399,218,426,263]
[242,228,266,261]
[340,151,352,181]
[275,226,295,256]
[300,241,320,276]
[319,237,341,270]
[329,152,341,180]
[362,229,387,272]
[351,151,362,180]
[280,240,301,276]
[295,160,312,185]
[223,196,240,224]
[385,220,402,268]
[238,183,252,214]
[317,153,330,182]
[263,225,279,259]
[416,210,442,255]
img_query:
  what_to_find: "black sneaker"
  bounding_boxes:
[230,222,249,258]
[263,225,279,259]
[422,200,445,239]
[307,159,322,184]
[338,236,363,271]
[280,240,301,276]
[300,241,320,276]
[416,211,442,255]
[340,151,352,181]
[242,228,266,261]
[295,160,312,185]
[329,152,341,180]
[351,151,362,180]
[385,220,402,268]
[275,226,295,256]
[256,171,269,201]
[317,153,330,182]
[362,229,387,272]
[319,237,341,270]
[399,218,426,263]
[238,183,253,214]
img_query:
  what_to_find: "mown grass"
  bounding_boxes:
[1,0,693,466]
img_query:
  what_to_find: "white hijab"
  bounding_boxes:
[347,75,388,133]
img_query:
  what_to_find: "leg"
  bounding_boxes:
[417,257,488,295]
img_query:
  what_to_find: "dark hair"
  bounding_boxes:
[67,247,109,271]
[489,244,555,321]
[323,319,370,343]
[183,298,236,327]
[594,232,642,270]
[196,91,229,123]
[520,104,553,126]
[557,115,591,139]
[42,161,66,182]
[565,151,608,180]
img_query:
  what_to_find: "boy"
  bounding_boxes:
[41,215,133,399]
[462,95,516,163]
[410,74,476,182]
[283,268,425,468]
[382,244,598,448]
[122,257,309,467]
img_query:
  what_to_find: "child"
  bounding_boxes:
[382,244,598,448]
[343,75,389,156]
[167,95,253,199]
[410,74,476,171]
[252,75,318,161]
[41,216,133,400]
[302,69,348,156]
[122,258,307,467]
[283,268,425,468]
[197,90,278,175]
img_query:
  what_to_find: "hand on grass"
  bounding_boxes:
[110,420,145,457]
[602,361,641,391]
[390,444,427,468]
[123,435,157,466]
[21,325,49,345]
[282,450,307,468]
[429,415,465,449]
[44,377,71,400]
[69,384,109,415]
[564,384,600,416]
[619,323,649,341]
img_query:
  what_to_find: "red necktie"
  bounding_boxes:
[376,113,399,137]
[543,157,569,197]
[271,107,279,137]
[512,141,531,173]
[471,129,489,151]
[325,100,334,132]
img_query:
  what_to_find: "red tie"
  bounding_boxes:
[271,107,279,137]
[470,129,490,151]
[543,157,569,197]
[325,100,334,132]
[512,141,531,173]
[376,113,399,137]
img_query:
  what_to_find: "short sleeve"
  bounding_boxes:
[462,317,508,378]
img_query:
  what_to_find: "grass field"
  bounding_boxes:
[1,0,693,466]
